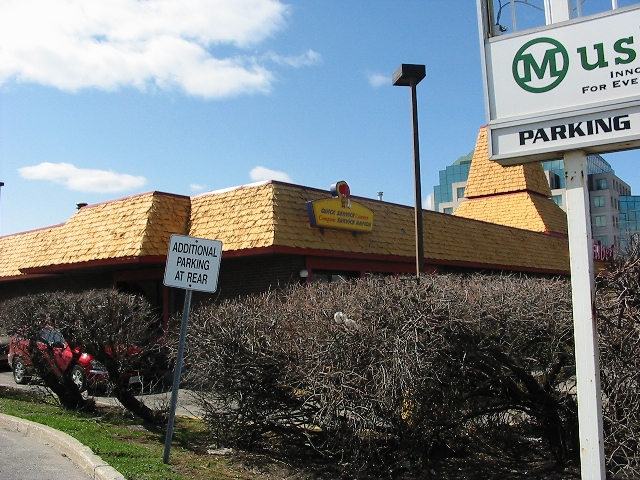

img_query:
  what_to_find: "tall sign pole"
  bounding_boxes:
[533,2,605,477]
[162,234,222,464]
[564,150,606,477]
[163,288,192,464]
[473,0,632,477]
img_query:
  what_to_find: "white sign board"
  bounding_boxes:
[479,4,640,163]
[163,235,222,293]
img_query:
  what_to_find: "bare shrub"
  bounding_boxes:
[596,237,640,478]
[0,292,95,412]
[186,274,579,476]
[0,290,166,422]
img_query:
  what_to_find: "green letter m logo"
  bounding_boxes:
[512,37,569,93]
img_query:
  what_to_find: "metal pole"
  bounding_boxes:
[564,151,606,479]
[545,2,605,476]
[410,78,425,276]
[163,289,193,464]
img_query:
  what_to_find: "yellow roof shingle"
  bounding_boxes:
[454,127,567,235]
[187,181,569,273]
[0,192,190,276]
[0,180,570,280]
[464,127,552,199]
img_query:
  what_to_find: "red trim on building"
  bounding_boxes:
[13,245,568,278]
[224,246,568,275]
[222,245,416,263]
[0,273,60,283]
[19,256,167,275]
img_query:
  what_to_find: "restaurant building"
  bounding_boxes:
[0,128,570,327]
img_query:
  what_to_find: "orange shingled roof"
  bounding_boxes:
[0,192,190,277]
[0,180,569,281]
[454,127,567,235]
[189,181,569,273]
[464,127,552,199]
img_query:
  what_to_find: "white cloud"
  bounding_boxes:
[250,166,292,182]
[0,0,292,98]
[265,49,321,67]
[368,73,389,88]
[18,162,146,193]
[190,183,207,192]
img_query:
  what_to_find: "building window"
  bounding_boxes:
[456,187,465,199]
[595,235,608,246]
[595,178,607,190]
[593,196,605,208]
[548,172,561,190]
[443,207,453,215]
[595,215,607,227]
[552,195,563,207]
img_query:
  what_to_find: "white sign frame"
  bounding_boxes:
[163,234,222,293]
[477,2,640,163]
[477,2,610,479]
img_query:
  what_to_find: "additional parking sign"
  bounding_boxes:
[163,235,222,293]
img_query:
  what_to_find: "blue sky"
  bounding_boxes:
[1,0,639,235]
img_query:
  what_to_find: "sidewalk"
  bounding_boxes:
[0,412,125,480]
[0,369,203,479]
[0,369,204,418]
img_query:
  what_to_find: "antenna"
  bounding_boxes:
[493,0,545,34]
[490,0,621,36]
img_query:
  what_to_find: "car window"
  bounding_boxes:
[51,329,65,346]
[38,327,65,346]
[39,327,53,343]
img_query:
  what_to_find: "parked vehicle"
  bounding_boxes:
[0,330,10,366]
[8,326,150,391]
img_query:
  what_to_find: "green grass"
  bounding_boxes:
[0,388,249,480]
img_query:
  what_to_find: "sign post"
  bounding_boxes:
[162,234,222,464]
[473,1,638,478]
[564,150,606,477]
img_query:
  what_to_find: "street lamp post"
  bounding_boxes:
[393,64,426,276]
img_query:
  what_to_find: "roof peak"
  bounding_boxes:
[464,127,552,199]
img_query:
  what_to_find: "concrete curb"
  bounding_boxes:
[0,412,125,480]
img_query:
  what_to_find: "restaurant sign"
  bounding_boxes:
[477,4,640,164]
[306,181,374,233]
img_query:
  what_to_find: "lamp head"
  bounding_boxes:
[392,64,426,86]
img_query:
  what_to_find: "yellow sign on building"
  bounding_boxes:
[306,197,374,232]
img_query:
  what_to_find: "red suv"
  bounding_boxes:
[8,326,143,391]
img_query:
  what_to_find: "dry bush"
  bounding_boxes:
[0,290,166,422]
[0,292,95,411]
[596,237,640,478]
[185,274,579,476]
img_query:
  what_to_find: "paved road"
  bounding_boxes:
[0,427,92,480]
[0,366,203,418]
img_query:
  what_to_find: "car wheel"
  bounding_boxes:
[70,365,86,392]
[12,357,30,384]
